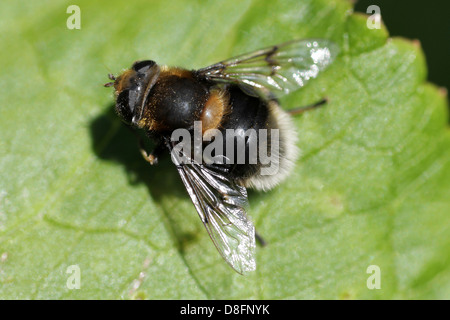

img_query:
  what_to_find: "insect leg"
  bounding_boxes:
[139,140,165,165]
[287,97,328,116]
[127,126,164,165]
[255,230,267,247]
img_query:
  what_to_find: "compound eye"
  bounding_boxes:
[132,60,156,73]
[115,89,133,124]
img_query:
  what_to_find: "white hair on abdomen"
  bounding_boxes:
[242,101,299,191]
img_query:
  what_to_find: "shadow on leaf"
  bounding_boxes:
[89,103,201,254]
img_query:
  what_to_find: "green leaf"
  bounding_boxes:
[0,0,449,299]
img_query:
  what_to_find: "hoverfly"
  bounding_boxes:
[105,39,339,274]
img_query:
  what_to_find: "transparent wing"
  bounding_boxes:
[169,142,256,274]
[196,39,339,99]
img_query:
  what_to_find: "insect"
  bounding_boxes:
[104,39,339,274]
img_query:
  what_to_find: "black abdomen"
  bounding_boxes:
[205,85,273,181]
